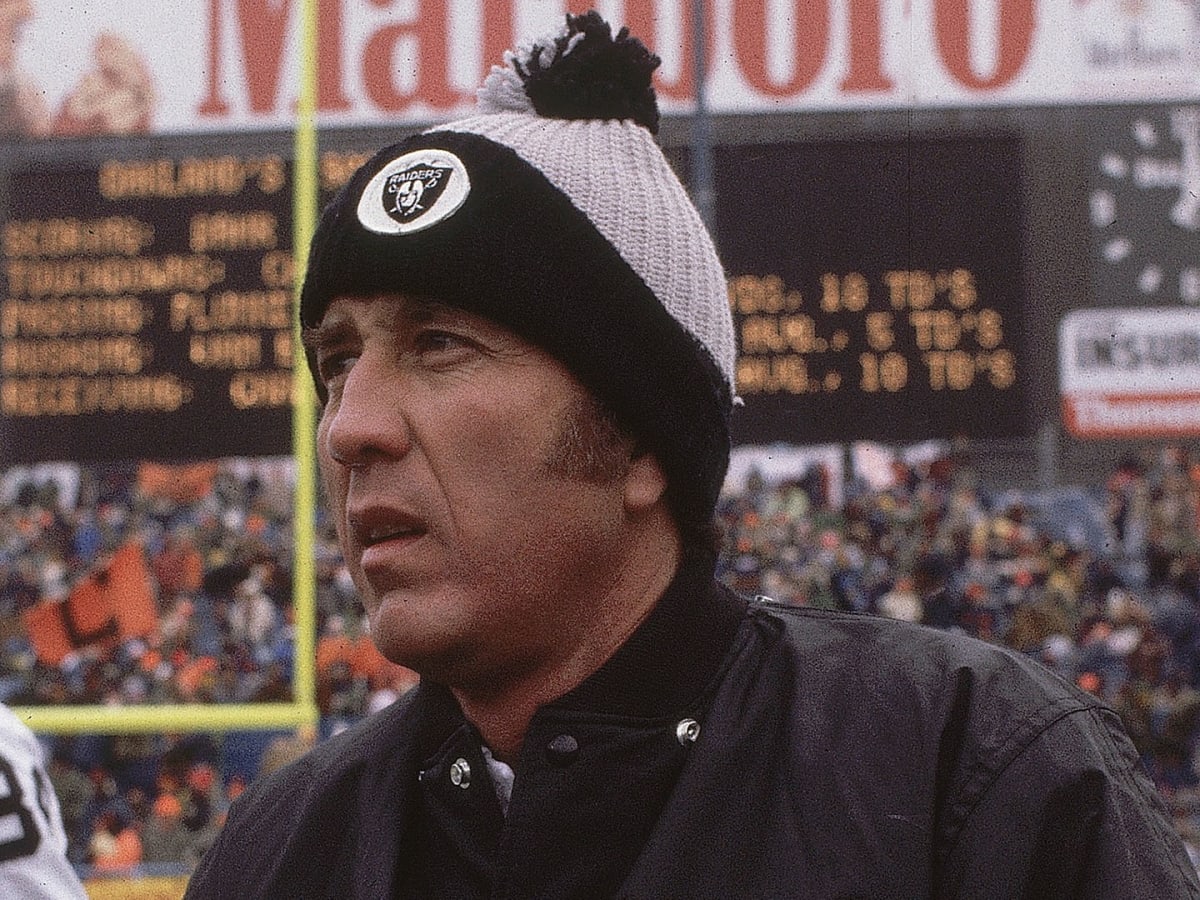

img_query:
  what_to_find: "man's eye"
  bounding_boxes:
[317,352,356,385]
[414,330,471,356]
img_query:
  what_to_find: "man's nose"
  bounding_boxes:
[323,361,412,467]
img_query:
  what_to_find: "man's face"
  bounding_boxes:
[308,295,638,691]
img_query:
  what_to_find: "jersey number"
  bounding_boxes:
[0,754,40,862]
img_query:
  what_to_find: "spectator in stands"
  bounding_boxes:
[225,576,276,661]
[875,573,922,622]
[45,748,91,862]
[152,528,203,603]
[88,809,142,874]
[184,13,1199,898]
[141,793,191,865]
[181,763,217,833]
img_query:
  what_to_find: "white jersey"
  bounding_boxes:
[0,706,88,900]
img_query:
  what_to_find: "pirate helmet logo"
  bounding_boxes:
[384,165,450,220]
[357,149,471,235]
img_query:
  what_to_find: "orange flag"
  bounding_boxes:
[136,462,217,504]
[22,542,159,666]
[105,542,158,639]
[21,602,75,667]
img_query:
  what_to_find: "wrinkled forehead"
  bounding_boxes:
[304,293,534,355]
[309,292,506,338]
[317,293,452,329]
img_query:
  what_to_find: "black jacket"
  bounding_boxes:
[186,578,1200,898]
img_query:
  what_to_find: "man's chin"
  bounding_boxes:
[368,608,473,681]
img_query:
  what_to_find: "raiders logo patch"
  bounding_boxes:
[357,149,471,235]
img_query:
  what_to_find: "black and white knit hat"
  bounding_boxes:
[301,11,737,534]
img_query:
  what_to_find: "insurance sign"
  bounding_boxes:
[1059,307,1200,437]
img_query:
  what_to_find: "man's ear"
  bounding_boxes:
[623,448,668,513]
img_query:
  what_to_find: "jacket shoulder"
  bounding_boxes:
[755,600,1092,710]
[682,598,1200,896]
[746,600,1109,788]
[185,690,422,898]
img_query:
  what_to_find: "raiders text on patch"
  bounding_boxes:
[357,149,471,235]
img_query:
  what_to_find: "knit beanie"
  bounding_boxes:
[300,11,737,535]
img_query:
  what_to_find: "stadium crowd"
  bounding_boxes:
[0,457,415,871]
[1,441,1198,875]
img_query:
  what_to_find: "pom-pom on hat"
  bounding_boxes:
[301,10,737,536]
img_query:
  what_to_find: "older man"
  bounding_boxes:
[186,12,1200,898]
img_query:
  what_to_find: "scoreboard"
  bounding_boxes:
[0,148,365,464]
[715,136,1027,445]
[1,154,297,462]
[49,104,1200,464]
[0,133,1030,464]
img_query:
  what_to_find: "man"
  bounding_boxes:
[186,12,1200,898]
[0,705,88,899]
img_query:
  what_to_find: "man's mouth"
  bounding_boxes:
[351,514,427,549]
[365,524,424,546]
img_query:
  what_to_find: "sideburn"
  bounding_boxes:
[544,394,633,484]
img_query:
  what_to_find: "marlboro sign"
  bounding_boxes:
[6,1,1200,140]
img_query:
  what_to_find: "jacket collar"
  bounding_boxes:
[545,550,748,720]
[415,550,748,756]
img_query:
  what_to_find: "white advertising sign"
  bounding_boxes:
[1059,307,1200,437]
[5,0,1200,140]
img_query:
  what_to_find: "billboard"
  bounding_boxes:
[1059,307,1200,438]
[3,0,1199,141]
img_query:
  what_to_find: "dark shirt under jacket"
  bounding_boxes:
[185,557,1200,899]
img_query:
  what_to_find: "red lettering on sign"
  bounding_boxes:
[934,0,1034,90]
[733,0,830,97]
[481,0,517,91]
[363,0,462,111]
[317,0,353,112]
[625,0,696,101]
[199,0,229,115]
[235,0,290,113]
[200,0,350,116]
[841,0,892,91]
[194,0,1045,124]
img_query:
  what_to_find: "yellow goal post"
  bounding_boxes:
[12,0,322,738]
